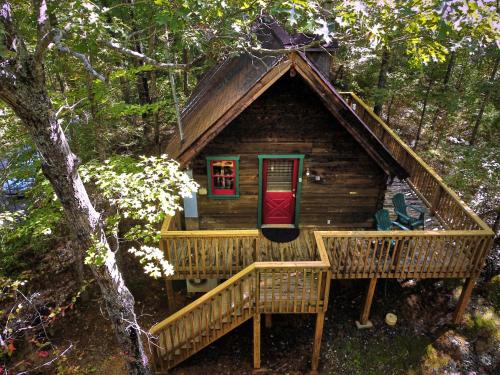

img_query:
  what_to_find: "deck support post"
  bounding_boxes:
[453,276,477,324]
[253,314,261,369]
[264,314,272,328]
[165,279,176,313]
[311,311,325,372]
[356,277,377,328]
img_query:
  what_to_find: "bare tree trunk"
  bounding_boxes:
[1,68,151,375]
[373,47,390,116]
[148,28,162,155]
[470,56,499,146]
[493,209,500,238]
[124,0,154,144]
[0,2,150,373]
[119,76,138,129]
[183,48,189,96]
[385,94,395,125]
[414,79,433,150]
[333,64,344,85]
[433,52,459,148]
[86,72,106,159]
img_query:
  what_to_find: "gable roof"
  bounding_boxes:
[166,27,409,179]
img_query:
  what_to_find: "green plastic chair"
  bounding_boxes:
[374,209,409,231]
[392,193,425,229]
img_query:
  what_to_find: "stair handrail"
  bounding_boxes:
[151,231,330,334]
[339,92,492,234]
[150,263,257,334]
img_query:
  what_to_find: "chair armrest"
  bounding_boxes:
[395,210,411,221]
[407,205,426,214]
[391,221,410,230]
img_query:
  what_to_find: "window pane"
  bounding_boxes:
[266,160,293,192]
[211,159,236,195]
[212,160,234,176]
[213,176,234,190]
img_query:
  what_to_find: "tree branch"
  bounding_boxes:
[51,30,106,82]
[0,0,27,57]
[33,0,56,63]
[104,40,189,71]
[34,28,58,63]
[34,0,50,40]
[248,40,323,55]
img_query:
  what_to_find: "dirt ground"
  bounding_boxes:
[3,245,499,375]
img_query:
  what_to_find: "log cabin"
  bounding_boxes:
[149,20,494,372]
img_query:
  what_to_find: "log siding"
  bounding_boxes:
[191,75,388,229]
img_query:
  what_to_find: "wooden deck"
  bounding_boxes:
[384,178,442,230]
[150,92,494,373]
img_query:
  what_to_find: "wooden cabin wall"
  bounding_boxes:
[191,75,388,230]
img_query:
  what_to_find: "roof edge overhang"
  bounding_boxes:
[172,52,409,179]
[173,57,292,164]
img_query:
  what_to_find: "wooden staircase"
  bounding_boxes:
[150,267,255,370]
[150,231,331,372]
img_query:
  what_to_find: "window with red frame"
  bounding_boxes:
[207,157,239,198]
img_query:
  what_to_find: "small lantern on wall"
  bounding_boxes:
[305,168,324,183]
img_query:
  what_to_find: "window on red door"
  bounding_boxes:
[207,157,240,198]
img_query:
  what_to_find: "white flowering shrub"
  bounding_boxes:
[80,155,198,278]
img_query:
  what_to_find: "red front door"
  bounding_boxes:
[262,158,299,225]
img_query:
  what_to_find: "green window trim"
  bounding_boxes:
[257,154,304,228]
[206,156,240,200]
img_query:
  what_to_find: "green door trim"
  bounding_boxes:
[257,154,305,228]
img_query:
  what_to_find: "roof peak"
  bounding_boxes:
[256,17,338,51]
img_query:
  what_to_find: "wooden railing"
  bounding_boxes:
[161,230,260,279]
[150,231,331,370]
[160,211,183,234]
[317,231,493,279]
[340,92,492,232]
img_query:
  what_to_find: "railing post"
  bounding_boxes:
[453,276,477,324]
[430,185,444,216]
[255,270,260,313]
[264,314,272,328]
[311,311,325,372]
[253,313,261,369]
[165,278,176,314]
[255,235,260,262]
[356,277,377,328]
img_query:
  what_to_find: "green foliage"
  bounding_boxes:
[84,235,109,267]
[441,141,499,213]
[334,331,431,374]
[0,177,63,276]
[80,154,198,277]
[464,306,500,340]
[485,275,500,311]
[421,344,452,372]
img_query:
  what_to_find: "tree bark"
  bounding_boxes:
[86,72,106,159]
[414,79,433,150]
[148,28,162,154]
[0,59,151,375]
[183,48,189,96]
[493,209,500,238]
[373,47,390,116]
[124,0,154,144]
[385,94,395,125]
[470,56,499,146]
[433,51,457,147]
[1,2,150,373]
